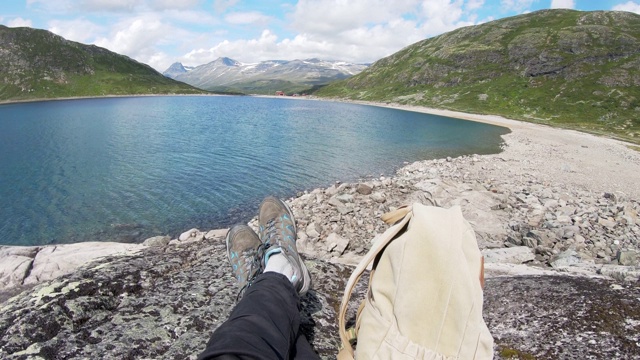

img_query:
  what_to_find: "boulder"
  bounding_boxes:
[617,250,638,266]
[0,247,41,289]
[306,223,321,239]
[205,229,228,240]
[550,249,582,268]
[326,233,350,255]
[356,184,373,195]
[22,242,143,286]
[179,228,198,241]
[599,265,640,282]
[482,247,535,264]
[370,192,386,203]
[0,243,143,291]
[142,235,170,247]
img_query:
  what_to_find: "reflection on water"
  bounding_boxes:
[0,96,509,246]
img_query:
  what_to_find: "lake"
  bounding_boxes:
[0,96,509,246]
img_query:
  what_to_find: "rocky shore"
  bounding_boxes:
[1,106,640,359]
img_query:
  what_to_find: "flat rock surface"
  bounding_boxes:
[1,235,639,359]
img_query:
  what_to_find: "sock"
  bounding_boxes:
[264,248,295,283]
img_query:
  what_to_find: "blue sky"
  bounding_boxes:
[1,0,639,72]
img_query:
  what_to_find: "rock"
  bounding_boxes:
[0,246,39,290]
[326,233,350,255]
[179,228,199,241]
[142,236,170,247]
[3,242,639,360]
[336,206,353,215]
[617,250,638,266]
[205,229,228,240]
[483,275,640,359]
[482,247,535,264]
[370,192,386,203]
[598,218,617,229]
[306,223,321,239]
[550,249,582,268]
[522,237,538,248]
[18,242,143,287]
[328,197,345,208]
[335,194,354,203]
[599,264,640,282]
[0,240,360,359]
[356,184,373,195]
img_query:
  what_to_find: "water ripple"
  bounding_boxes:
[0,96,508,245]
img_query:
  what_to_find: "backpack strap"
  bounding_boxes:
[338,205,413,359]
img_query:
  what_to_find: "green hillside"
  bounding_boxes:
[0,25,208,101]
[316,10,640,144]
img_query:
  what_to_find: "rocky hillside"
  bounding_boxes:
[0,26,207,101]
[316,10,640,144]
[166,57,368,95]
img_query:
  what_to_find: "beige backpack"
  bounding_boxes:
[338,204,493,359]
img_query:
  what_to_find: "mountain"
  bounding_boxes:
[0,25,208,102]
[316,10,640,144]
[162,62,195,79]
[166,57,368,95]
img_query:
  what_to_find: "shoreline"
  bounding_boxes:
[0,93,231,106]
[2,96,639,292]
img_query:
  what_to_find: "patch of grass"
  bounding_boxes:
[314,9,640,145]
[499,346,537,359]
[0,25,211,102]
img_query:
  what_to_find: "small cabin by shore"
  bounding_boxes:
[275,91,285,96]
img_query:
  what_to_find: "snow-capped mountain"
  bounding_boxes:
[162,62,195,79]
[163,57,368,94]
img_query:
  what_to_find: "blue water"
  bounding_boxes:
[0,96,509,246]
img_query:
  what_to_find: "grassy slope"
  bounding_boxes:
[316,10,640,144]
[0,26,208,101]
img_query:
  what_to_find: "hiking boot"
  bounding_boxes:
[226,225,263,294]
[258,196,311,296]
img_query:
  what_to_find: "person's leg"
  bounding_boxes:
[198,197,318,360]
[291,331,319,359]
[198,272,301,360]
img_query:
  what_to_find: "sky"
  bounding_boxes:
[1,0,640,72]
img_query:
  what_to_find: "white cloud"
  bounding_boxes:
[147,0,202,11]
[290,0,418,35]
[78,0,137,12]
[419,0,476,36]
[213,0,240,13]
[500,0,536,12]
[224,11,271,25]
[48,19,103,43]
[24,0,492,71]
[466,0,486,10]
[177,0,486,68]
[93,14,190,71]
[28,0,202,13]
[550,0,575,9]
[7,17,33,28]
[613,1,640,14]
[164,9,218,25]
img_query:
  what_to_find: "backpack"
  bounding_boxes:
[338,204,493,359]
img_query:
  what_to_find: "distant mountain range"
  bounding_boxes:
[317,9,640,144]
[163,57,368,95]
[0,25,207,102]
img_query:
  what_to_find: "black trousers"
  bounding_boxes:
[198,272,320,360]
